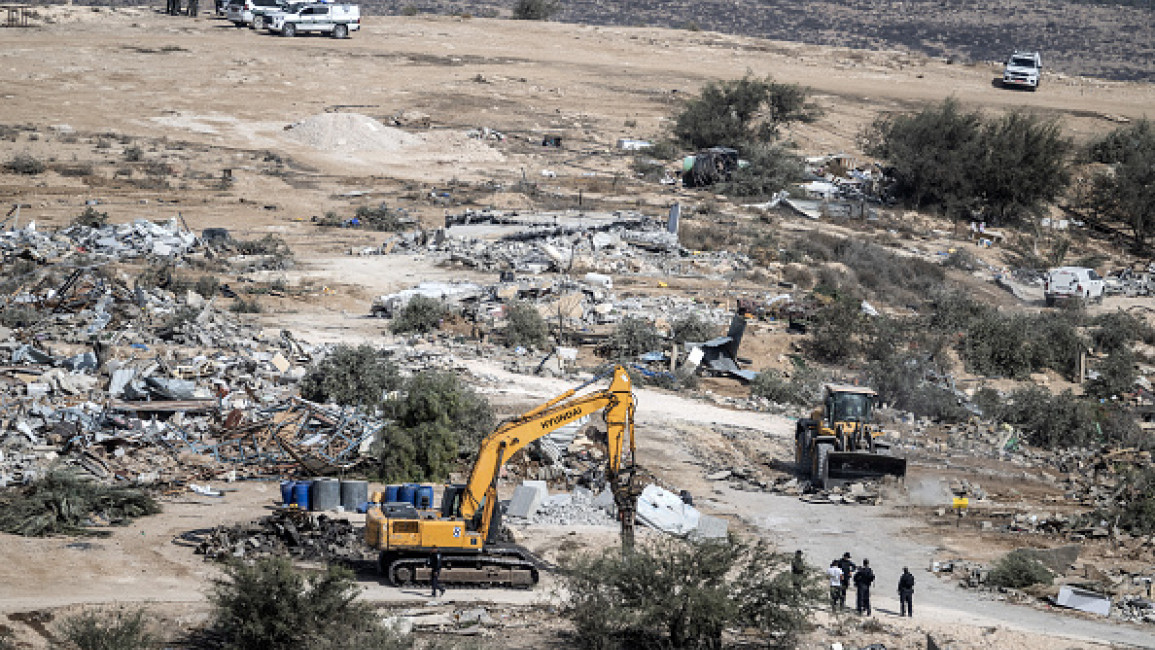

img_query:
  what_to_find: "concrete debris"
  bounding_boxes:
[636,484,700,536]
[1056,584,1112,616]
[528,487,616,526]
[0,217,197,263]
[375,209,736,281]
[507,481,548,519]
[0,218,382,487]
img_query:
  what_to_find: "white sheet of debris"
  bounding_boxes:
[636,484,700,536]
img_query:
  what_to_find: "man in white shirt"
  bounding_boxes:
[827,560,846,611]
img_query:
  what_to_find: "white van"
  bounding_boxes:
[1044,267,1104,306]
[267,3,360,38]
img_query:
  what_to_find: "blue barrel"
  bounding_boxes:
[280,480,296,507]
[415,485,434,509]
[384,484,401,503]
[292,480,312,510]
[398,483,417,506]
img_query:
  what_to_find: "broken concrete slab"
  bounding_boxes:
[1056,585,1111,616]
[637,483,700,536]
[507,481,548,519]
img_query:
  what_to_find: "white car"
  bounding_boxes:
[1003,51,1042,91]
[225,0,281,27]
[1045,266,1104,306]
[267,3,360,38]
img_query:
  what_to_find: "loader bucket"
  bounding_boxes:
[824,451,907,486]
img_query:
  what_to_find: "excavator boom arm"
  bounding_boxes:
[459,366,635,523]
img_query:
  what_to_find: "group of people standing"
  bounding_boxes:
[820,552,915,617]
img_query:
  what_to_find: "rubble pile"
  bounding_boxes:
[0,218,387,486]
[528,487,616,527]
[931,556,1155,624]
[194,509,368,563]
[898,418,1155,539]
[368,209,752,282]
[1,217,198,262]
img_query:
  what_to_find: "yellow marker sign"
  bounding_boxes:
[952,497,969,509]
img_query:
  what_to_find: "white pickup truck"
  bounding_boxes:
[267,3,360,38]
[1044,266,1104,306]
[1002,51,1042,91]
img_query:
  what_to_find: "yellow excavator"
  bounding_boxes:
[364,365,643,587]
[794,384,906,489]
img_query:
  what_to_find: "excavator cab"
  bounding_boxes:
[796,384,905,488]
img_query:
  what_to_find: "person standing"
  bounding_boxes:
[428,547,446,598]
[837,552,856,610]
[791,550,806,591]
[898,567,915,617]
[826,561,845,611]
[853,559,875,616]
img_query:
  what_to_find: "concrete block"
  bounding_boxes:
[507,481,548,518]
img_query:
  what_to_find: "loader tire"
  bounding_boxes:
[814,443,833,490]
[795,430,808,469]
[795,419,814,473]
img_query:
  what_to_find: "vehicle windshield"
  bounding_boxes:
[1010,56,1038,68]
[830,392,873,423]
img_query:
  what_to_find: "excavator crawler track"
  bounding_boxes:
[385,550,539,589]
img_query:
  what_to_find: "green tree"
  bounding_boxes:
[864,98,984,218]
[299,344,401,408]
[207,557,410,650]
[865,99,1070,225]
[378,372,494,482]
[55,608,160,650]
[1084,120,1155,252]
[561,535,821,649]
[1092,310,1153,353]
[1085,347,1137,400]
[986,552,1052,589]
[511,0,559,20]
[391,294,446,334]
[977,112,1071,224]
[72,206,109,228]
[602,316,661,361]
[714,142,803,198]
[807,295,862,364]
[505,300,549,349]
[1106,466,1155,534]
[673,75,815,149]
[670,314,718,345]
[750,360,823,407]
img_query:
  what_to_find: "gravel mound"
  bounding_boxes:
[284,112,422,152]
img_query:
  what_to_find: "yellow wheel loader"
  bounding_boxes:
[364,365,644,588]
[794,384,906,488]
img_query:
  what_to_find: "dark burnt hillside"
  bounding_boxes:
[40,0,1155,81]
